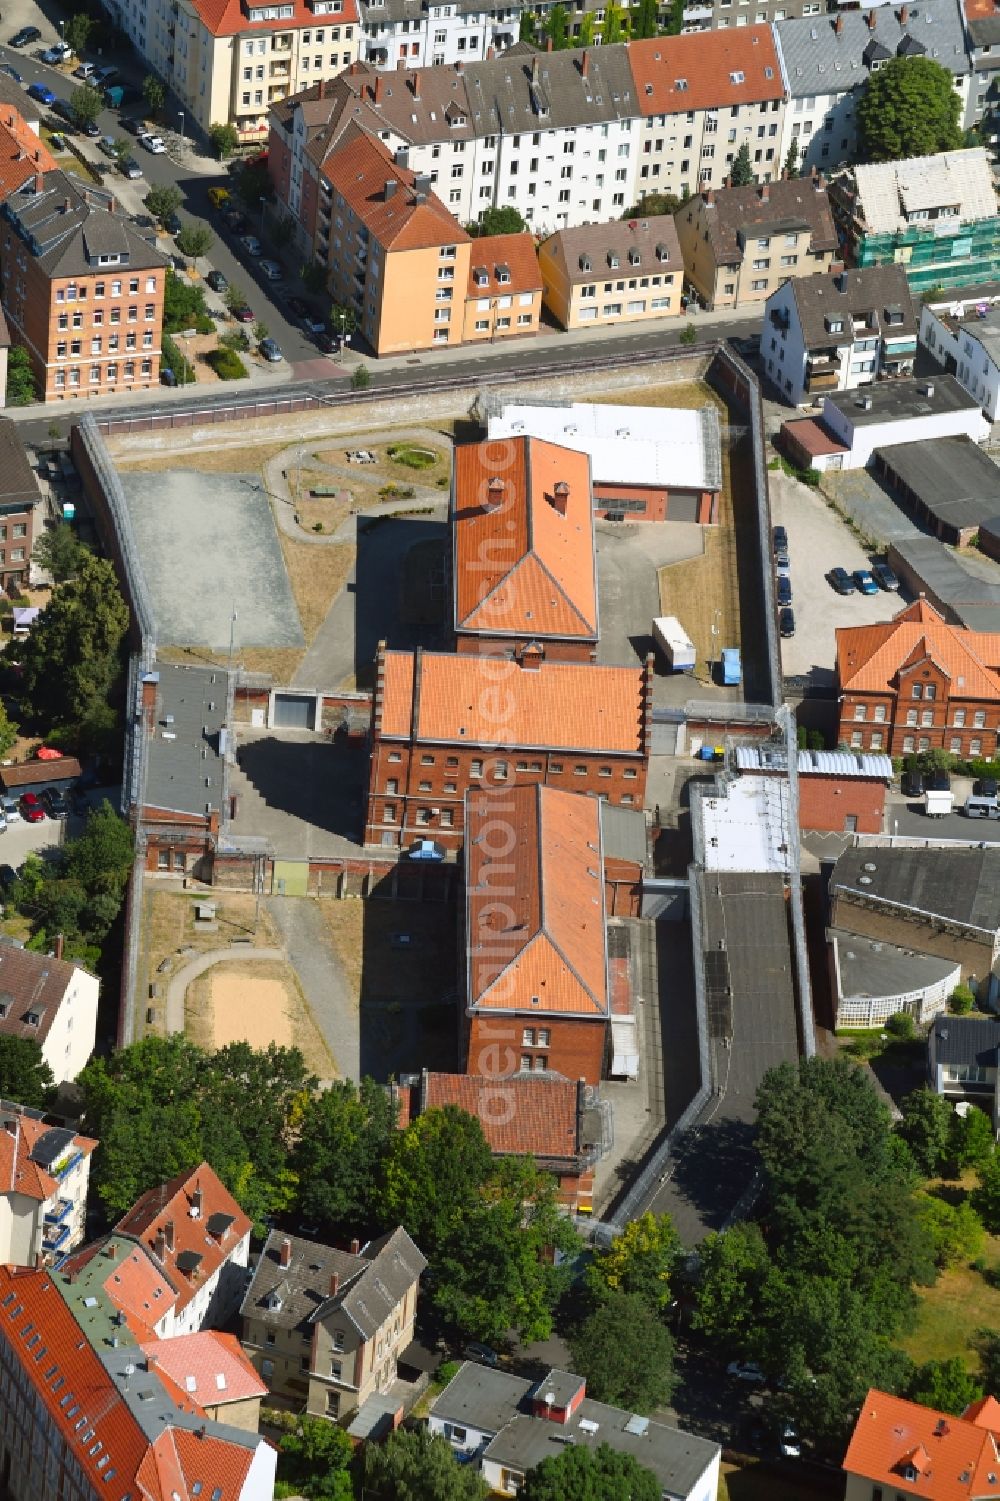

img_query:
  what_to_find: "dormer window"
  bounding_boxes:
[674,78,688,91]
[825,316,844,334]
[628,247,640,266]
[496,265,510,284]
[730,70,744,83]
[607,252,620,269]
[473,267,488,287]
[579,253,591,272]
[246,2,295,18]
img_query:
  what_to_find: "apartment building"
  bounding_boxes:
[674,171,837,310]
[361,0,521,68]
[762,264,916,405]
[629,28,786,199]
[962,0,1000,149]
[0,1263,276,1501]
[464,784,610,1085]
[451,434,598,661]
[0,109,55,201]
[537,212,682,329]
[0,172,168,404]
[775,1,972,176]
[844,1389,1000,1501]
[463,231,542,341]
[0,944,100,1088]
[241,1226,425,1422]
[836,597,1000,758]
[0,421,41,594]
[921,291,1000,419]
[0,1105,95,1266]
[103,0,360,144]
[831,148,1000,295]
[682,0,825,34]
[365,644,652,850]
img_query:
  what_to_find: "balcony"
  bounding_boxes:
[44,1198,73,1227]
[805,369,841,393]
[51,1150,83,1182]
[269,59,291,78]
[42,1222,71,1253]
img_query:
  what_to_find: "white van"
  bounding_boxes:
[964,795,1000,819]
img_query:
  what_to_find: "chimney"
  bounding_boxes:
[455,57,464,73]
[581,48,590,78]
[385,178,398,200]
[551,480,570,515]
[62,197,70,214]
[411,71,421,99]
[318,76,325,100]
[704,186,714,206]
[33,150,40,165]
[164,1219,175,1251]
[899,3,909,22]
[396,57,405,70]
[146,1352,158,1372]
[546,35,553,51]
[815,171,826,191]
[531,54,540,85]
[759,181,769,203]
[54,934,64,960]
[866,8,876,27]
[155,1228,166,1261]
[330,1272,340,1297]
[834,12,843,33]
[279,1237,292,1268]
[487,44,495,58]
[374,75,384,104]
[836,269,848,293]
[350,1238,360,1255]
[191,1185,202,1219]
[484,476,504,511]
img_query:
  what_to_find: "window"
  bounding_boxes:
[921,710,934,727]
[471,759,483,778]
[954,709,967,727]
[522,1028,535,1047]
[975,710,987,729]
[873,705,886,723]
[972,738,984,755]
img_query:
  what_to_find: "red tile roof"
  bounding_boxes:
[0,109,55,203]
[837,599,1000,699]
[780,416,849,458]
[188,0,357,38]
[0,1110,95,1205]
[322,124,467,252]
[629,27,784,117]
[466,233,541,298]
[378,648,648,756]
[453,436,597,641]
[112,1162,251,1315]
[421,1071,582,1162]
[466,784,608,1018]
[844,1389,1000,1500]
[140,1331,268,1408]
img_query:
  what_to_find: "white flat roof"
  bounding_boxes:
[487,401,723,493]
[700,775,793,874]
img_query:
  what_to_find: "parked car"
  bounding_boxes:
[81,118,101,137]
[774,548,790,570]
[120,116,144,135]
[72,62,96,80]
[854,568,879,595]
[974,777,999,798]
[207,186,229,209]
[1,798,20,824]
[240,233,262,256]
[776,575,792,607]
[42,789,69,820]
[27,82,55,104]
[780,1424,801,1459]
[40,43,69,64]
[902,768,925,798]
[122,158,143,179]
[98,135,118,157]
[779,606,795,638]
[315,331,340,354]
[9,26,41,47]
[48,132,67,152]
[0,64,22,83]
[773,524,788,553]
[139,132,166,153]
[872,561,900,592]
[301,315,326,336]
[463,1342,498,1368]
[258,258,282,281]
[726,1361,766,1384]
[94,65,117,85]
[222,208,246,232]
[259,337,283,362]
[927,769,952,792]
[20,794,46,823]
[206,269,228,293]
[0,865,17,891]
[829,566,856,595]
[231,304,254,323]
[287,295,308,319]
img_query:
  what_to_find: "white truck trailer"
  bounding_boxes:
[653,616,696,673]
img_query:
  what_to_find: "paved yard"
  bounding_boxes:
[229,730,368,857]
[769,469,905,685]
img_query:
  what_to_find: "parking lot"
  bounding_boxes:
[0,803,66,872]
[769,469,904,684]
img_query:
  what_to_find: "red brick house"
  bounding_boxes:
[836,599,1000,758]
[464,783,609,1086]
[452,436,598,663]
[365,645,651,851]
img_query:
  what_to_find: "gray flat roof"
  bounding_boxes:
[831,928,960,1002]
[483,1399,719,1494]
[832,845,1000,934]
[828,374,975,427]
[888,534,1000,616]
[929,1013,1000,1066]
[430,1362,532,1434]
[143,661,227,818]
[876,435,1000,532]
[600,802,648,866]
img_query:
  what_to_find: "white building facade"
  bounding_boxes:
[920,297,1000,420]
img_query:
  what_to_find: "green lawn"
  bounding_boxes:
[900,1172,1000,1369]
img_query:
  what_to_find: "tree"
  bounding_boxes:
[898,1088,955,1175]
[163,270,209,334]
[6,346,37,406]
[857,56,963,163]
[570,1292,676,1413]
[692,1222,772,1350]
[111,139,131,167]
[973,1155,1000,1232]
[520,1442,661,1501]
[32,523,89,584]
[18,556,128,735]
[0,1037,54,1109]
[915,1193,985,1268]
[783,137,801,178]
[175,225,213,261]
[908,1357,983,1415]
[292,1078,397,1234]
[380,1106,494,1251]
[209,122,240,159]
[70,84,105,131]
[142,75,166,115]
[543,4,569,49]
[730,141,754,185]
[468,205,528,238]
[224,283,248,312]
[278,1416,353,1501]
[886,1011,916,1041]
[587,1211,682,1311]
[953,1106,996,1171]
[253,320,269,344]
[622,191,684,219]
[633,0,660,39]
[64,12,95,55]
[0,701,17,760]
[301,261,328,294]
[145,184,183,228]
[362,1427,488,1501]
[678,323,697,346]
[601,3,626,43]
[577,13,595,45]
[330,303,357,335]
[351,364,371,390]
[518,11,537,42]
[951,983,976,1015]
[971,1329,1000,1393]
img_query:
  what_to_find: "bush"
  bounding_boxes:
[161,334,194,386]
[206,347,248,380]
[220,329,250,353]
[886,1012,916,1042]
[351,364,371,390]
[387,444,436,470]
[951,984,976,1016]
[209,122,240,159]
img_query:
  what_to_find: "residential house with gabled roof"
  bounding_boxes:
[451,435,598,662]
[0,107,54,205]
[674,172,838,312]
[836,597,1000,758]
[240,1226,426,1423]
[0,942,100,1087]
[0,1262,276,1501]
[138,1331,268,1433]
[537,213,682,331]
[0,1102,96,1266]
[843,1388,1000,1501]
[462,231,541,343]
[464,783,610,1085]
[775,2,973,177]
[763,264,917,406]
[629,27,786,201]
[365,645,652,851]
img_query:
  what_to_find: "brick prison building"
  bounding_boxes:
[365,646,652,851]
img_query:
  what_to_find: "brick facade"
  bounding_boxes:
[466,1014,607,1087]
[798,775,885,835]
[591,481,717,525]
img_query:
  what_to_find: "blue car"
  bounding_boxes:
[27,83,56,105]
[854,568,879,596]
